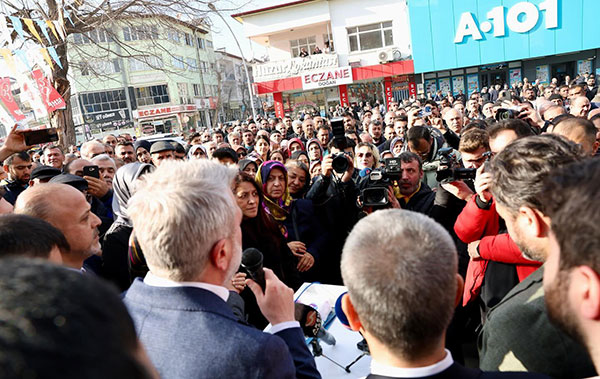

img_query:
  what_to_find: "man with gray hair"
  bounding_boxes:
[340,209,545,379]
[122,160,319,379]
[80,140,107,160]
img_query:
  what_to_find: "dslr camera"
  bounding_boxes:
[360,158,402,208]
[436,148,491,183]
[495,108,520,121]
[330,117,350,174]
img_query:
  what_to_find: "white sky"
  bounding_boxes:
[209,0,280,60]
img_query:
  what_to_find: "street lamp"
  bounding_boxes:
[208,3,258,121]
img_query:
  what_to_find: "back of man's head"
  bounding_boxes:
[341,209,458,359]
[459,128,490,153]
[0,214,69,260]
[490,134,584,215]
[553,117,598,156]
[127,160,238,281]
[0,258,151,378]
[487,119,534,140]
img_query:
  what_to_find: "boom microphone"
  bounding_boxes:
[241,248,266,292]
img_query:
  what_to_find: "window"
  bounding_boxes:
[347,21,393,52]
[123,26,159,42]
[199,61,208,73]
[206,40,213,49]
[73,29,113,44]
[167,29,181,44]
[80,89,127,114]
[290,36,316,57]
[134,84,170,107]
[197,37,205,49]
[323,33,334,52]
[81,59,121,76]
[184,33,193,46]
[129,55,164,72]
[172,55,185,69]
[193,84,202,96]
[186,58,198,71]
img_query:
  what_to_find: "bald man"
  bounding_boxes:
[14,183,102,270]
[444,108,464,134]
[553,117,599,156]
[569,96,591,118]
[80,140,107,160]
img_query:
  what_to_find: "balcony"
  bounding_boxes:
[252,53,339,83]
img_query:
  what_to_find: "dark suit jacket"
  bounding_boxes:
[123,279,320,379]
[366,362,549,378]
[479,267,596,378]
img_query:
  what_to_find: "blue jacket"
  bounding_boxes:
[123,278,320,379]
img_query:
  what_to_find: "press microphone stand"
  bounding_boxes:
[309,338,350,373]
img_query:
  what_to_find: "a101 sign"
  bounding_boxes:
[454,0,557,43]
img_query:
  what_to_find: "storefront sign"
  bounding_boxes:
[409,81,417,97]
[466,74,479,95]
[438,78,451,96]
[338,84,349,107]
[134,104,196,119]
[577,59,593,75]
[301,66,353,90]
[273,92,284,118]
[408,0,600,73]
[254,54,340,82]
[194,97,217,110]
[384,80,393,107]
[84,109,129,124]
[452,76,465,95]
[536,65,550,85]
[425,79,437,96]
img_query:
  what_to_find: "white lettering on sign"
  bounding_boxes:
[301,66,353,90]
[454,0,558,44]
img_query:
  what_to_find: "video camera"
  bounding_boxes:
[329,117,351,174]
[436,148,491,183]
[360,158,402,208]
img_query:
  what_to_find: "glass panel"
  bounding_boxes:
[359,30,382,50]
[384,29,393,46]
[101,103,110,111]
[349,35,358,52]
[346,27,357,34]
[308,36,316,44]
[382,21,392,28]
[358,23,379,32]
[119,101,127,108]
[93,104,101,112]
[290,39,297,47]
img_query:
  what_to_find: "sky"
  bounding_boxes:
[209,0,279,60]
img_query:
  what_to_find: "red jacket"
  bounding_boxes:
[454,196,541,306]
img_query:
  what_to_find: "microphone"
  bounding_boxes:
[295,303,336,346]
[241,248,266,292]
[334,292,351,329]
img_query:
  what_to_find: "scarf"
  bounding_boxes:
[255,160,292,222]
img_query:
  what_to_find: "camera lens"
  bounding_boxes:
[332,154,349,173]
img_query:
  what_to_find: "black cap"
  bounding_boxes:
[30,165,61,181]
[549,94,563,101]
[49,173,88,192]
[150,140,175,154]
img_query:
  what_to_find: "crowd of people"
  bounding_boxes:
[1,72,600,378]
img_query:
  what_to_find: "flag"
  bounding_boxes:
[31,69,66,112]
[46,20,59,40]
[0,49,17,75]
[0,101,15,128]
[23,18,43,44]
[47,46,63,69]
[0,77,25,121]
[7,16,25,41]
[0,17,12,47]
[53,20,66,40]
[40,48,54,70]
[36,19,52,44]
[12,49,31,71]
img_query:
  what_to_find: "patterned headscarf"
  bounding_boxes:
[255,160,292,222]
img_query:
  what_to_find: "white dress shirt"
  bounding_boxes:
[143,272,300,333]
[370,349,454,378]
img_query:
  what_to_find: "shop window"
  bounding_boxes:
[134,84,170,107]
[347,21,393,52]
[80,89,128,114]
[290,36,316,57]
[129,55,164,72]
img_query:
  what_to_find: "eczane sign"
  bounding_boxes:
[302,66,353,90]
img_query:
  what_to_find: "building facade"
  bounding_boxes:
[67,15,218,141]
[232,0,416,118]
[407,0,600,97]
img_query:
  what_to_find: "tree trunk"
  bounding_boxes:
[49,40,75,148]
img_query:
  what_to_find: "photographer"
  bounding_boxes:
[406,125,446,189]
[306,137,358,284]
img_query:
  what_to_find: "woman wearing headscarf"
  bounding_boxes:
[287,137,305,158]
[238,159,259,177]
[102,162,154,291]
[134,140,152,164]
[290,150,310,167]
[286,160,311,199]
[187,144,207,160]
[306,138,324,163]
[390,137,404,157]
[256,161,327,282]
[233,171,301,327]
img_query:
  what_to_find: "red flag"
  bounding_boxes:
[31,69,66,112]
[0,77,25,121]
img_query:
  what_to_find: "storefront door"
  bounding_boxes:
[480,70,507,89]
[551,62,575,86]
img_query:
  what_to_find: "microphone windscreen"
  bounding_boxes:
[334,292,351,329]
[241,248,263,268]
[359,168,372,178]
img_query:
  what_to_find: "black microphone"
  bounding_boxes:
[241,248,266,292]
[295,303,336,346]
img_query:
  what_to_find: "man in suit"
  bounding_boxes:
[479,135,596,378]
[123,159,320,379]
[541,158,600,374]
[339,209,547,378]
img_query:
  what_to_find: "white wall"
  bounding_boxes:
[266,24,330,61]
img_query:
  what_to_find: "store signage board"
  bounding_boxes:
[134,105,196,119]
[301,66,353,90]
[254,54,340,82]
[408,0,600,73]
